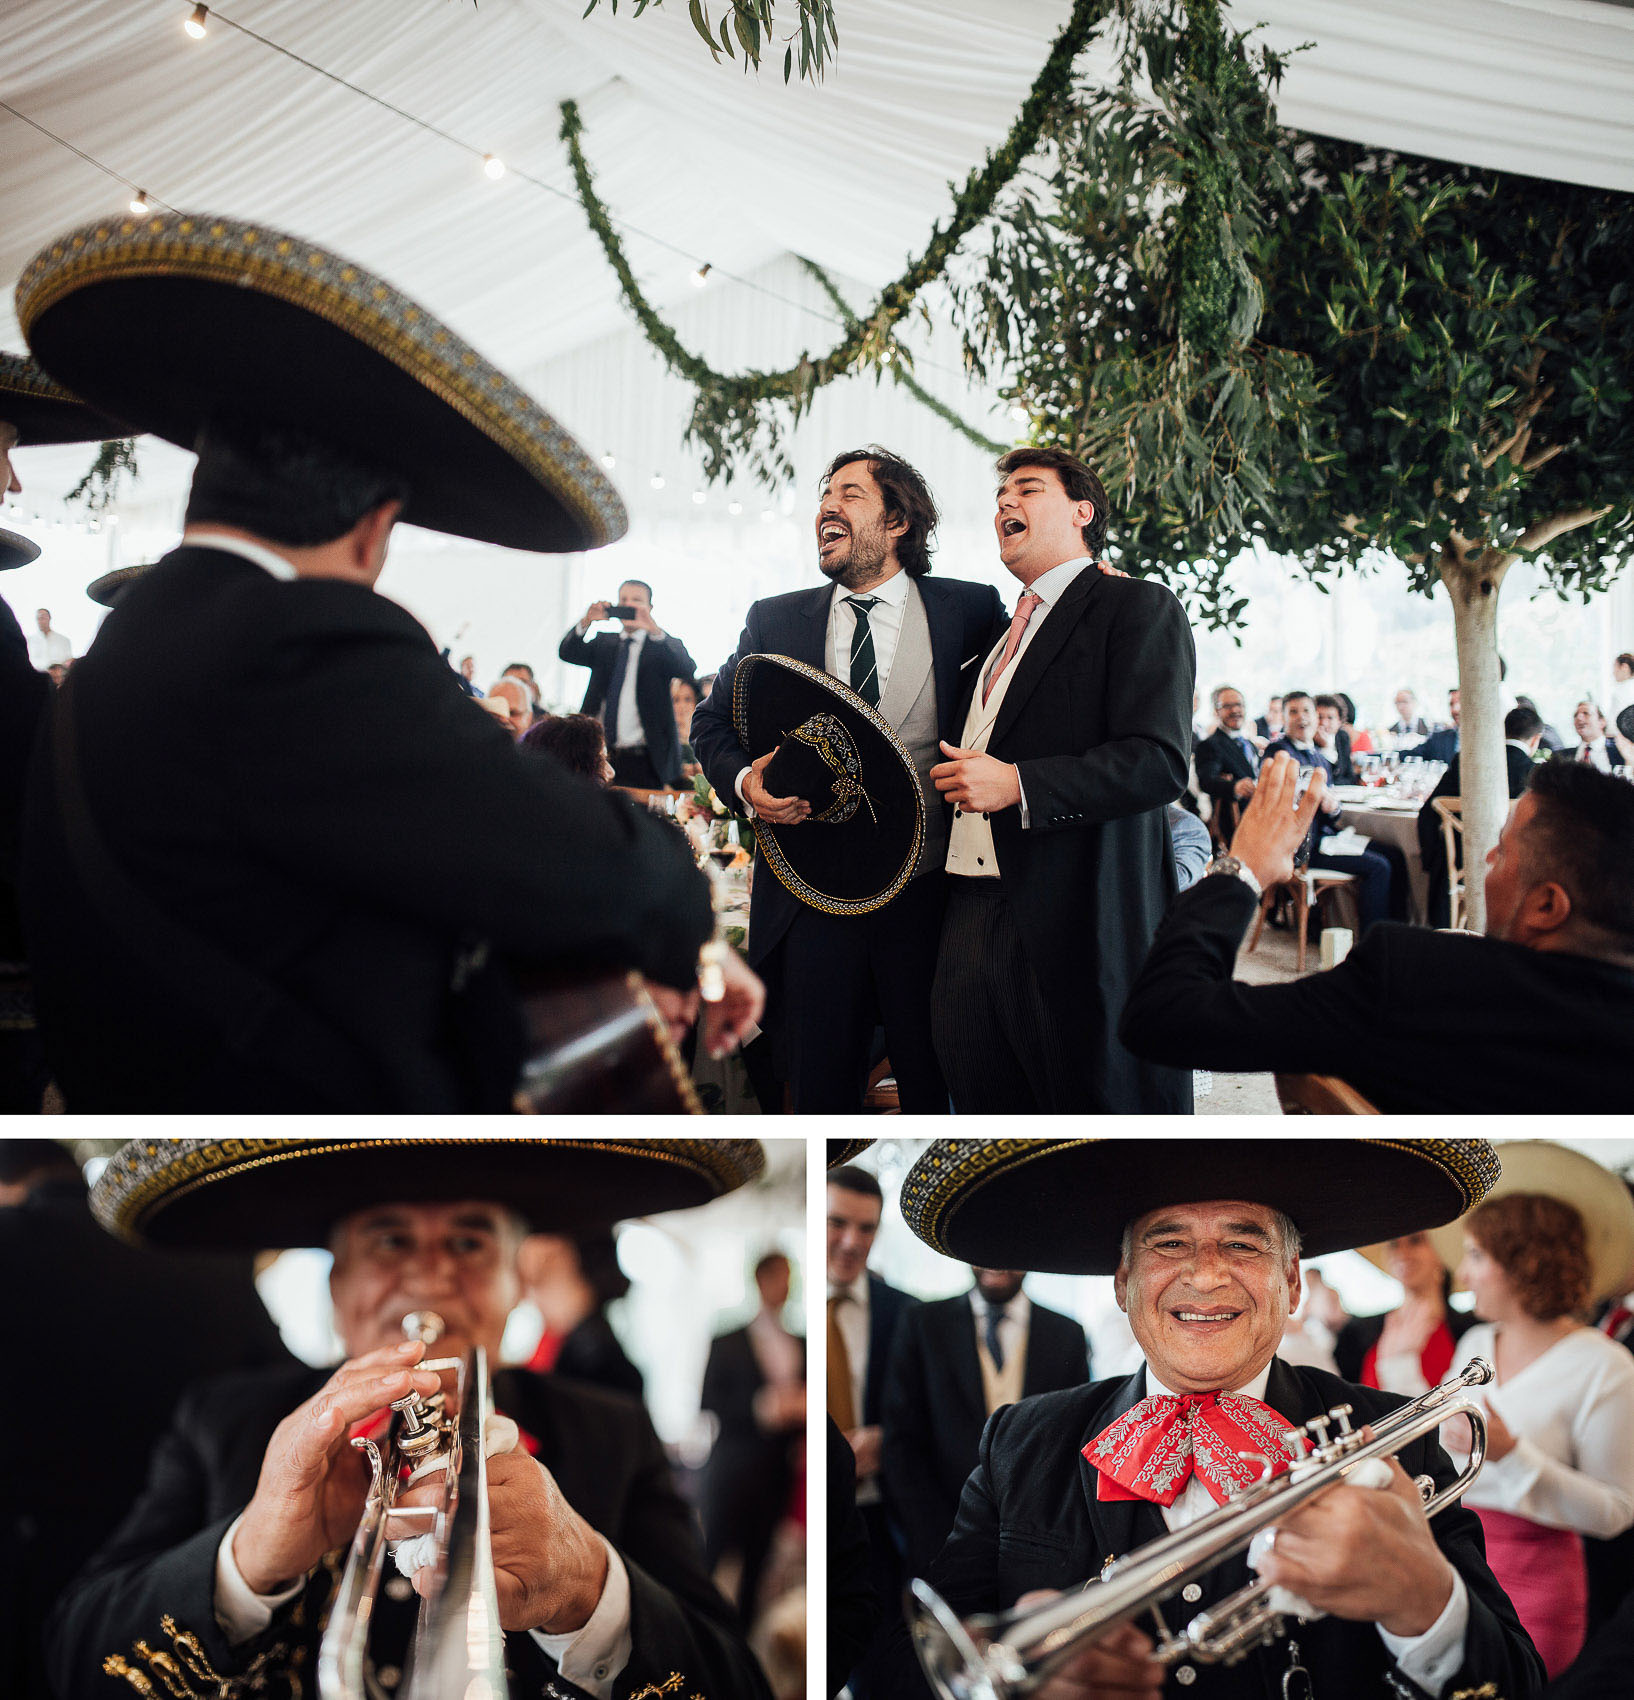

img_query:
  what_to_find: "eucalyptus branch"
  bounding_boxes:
[64,439,139,513]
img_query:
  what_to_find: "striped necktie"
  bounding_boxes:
[845,595,881,708]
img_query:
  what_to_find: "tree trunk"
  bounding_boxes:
[1436,546,1513,934]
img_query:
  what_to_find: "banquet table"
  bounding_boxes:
[1333,785,1432,924]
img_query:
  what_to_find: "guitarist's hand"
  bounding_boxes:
[701,951,765,1059]
[646,982,701,1045]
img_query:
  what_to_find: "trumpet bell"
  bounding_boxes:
[907,1579,1007,1700]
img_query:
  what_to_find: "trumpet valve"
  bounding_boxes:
[1329,1404,1354,1437]
[1302,1415,1332,1450]
[390,1391,444,1458]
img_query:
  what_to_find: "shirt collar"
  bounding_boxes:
[1146,1360,1273,1403]
[828,1274,868,1305]
[970,1288,1030,1321]
[839,568,911,610]
[1025,556,1094,607]
[1289,739,1316,753]
[184,529,299,582]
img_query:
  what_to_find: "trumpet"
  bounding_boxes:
[318,1311,509,1700]
[908,1359,1494,1700]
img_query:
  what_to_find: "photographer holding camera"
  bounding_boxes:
[559,579,699,788]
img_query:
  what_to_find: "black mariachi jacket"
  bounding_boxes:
[870,1358,1543,1700]
[48,1363,771,1700]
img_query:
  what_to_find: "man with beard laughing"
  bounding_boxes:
[691,447,1006,1112]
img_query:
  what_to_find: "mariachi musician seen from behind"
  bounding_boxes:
[871,1138,1544,1700]
[12,213,759,1112]
[49,1137,775,1700]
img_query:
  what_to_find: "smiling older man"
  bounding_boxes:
[870,1138,1544,1700]
[47,1137,773,1700]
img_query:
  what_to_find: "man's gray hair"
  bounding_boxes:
[1210,684,1242,714]
[1119,1207,1303,1268]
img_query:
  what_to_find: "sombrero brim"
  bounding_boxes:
[828,1140,876,1169]
[1419,1141,1634,1303]
[0,526,41,572]
[17,214,626,553]
[0,350,129,445]
[92,1136,766,1251]
[86,563,151,607]
[732,653,925,915]
[901,1138,1500,1275]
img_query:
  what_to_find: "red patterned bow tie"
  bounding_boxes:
[1085,1391,1303,1507]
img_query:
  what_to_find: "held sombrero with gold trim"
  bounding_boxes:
[900,1138,1501,1275]
[16,213,625,553]
[732,654,925,915]
[0,350,127,445]
[1413,1140,1634,1304]
[92,1136,766,1250]
[0,527,41,572]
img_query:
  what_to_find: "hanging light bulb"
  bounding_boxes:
[650,473,665,490]
[184,4,209,39]
[760,509,774,524]
[129,190,151,216]
[690,263,712,288]
[727,500,743,516]
[483,154,506,181]
[691,489,706,505]
[600,451,616,471]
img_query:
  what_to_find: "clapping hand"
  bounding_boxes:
[1227,753,1327,888]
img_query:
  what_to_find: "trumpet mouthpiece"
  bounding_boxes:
[402,1310,446,1344]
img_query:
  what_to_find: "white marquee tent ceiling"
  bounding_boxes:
[3,0,1632,690]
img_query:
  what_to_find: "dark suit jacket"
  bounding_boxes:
[0,597,49,970]
[826,1417,880,1700]
[868,1361,1543,1700]
[1415,725,1460,766]
[863,1273,917,1430]
[558,625,697,786]
[19,546,711,1112]
[1555,739,1623,769]
[47,1361,769,1700]
[1121,872,1634,1112]
[699,1325,806,1557]
[1417,742,1536,890]
[1,1181,292,1700]
[979,569,1195,1113]
[555,1311,645,1401]
[1193,727,1258,839]
[1263,738,1340,858]
[690,576,1007,967]
[882,1292,1091,1574]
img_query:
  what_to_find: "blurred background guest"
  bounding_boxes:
[521,712,616,785]
[882,1264,1090,1574]
[1193,684,1259,840]
[515,1229,644,1399]
[1449,1162,1634,1679]
[1389,688,1430,740]
[701,1252,806,1625]
[672,675,703,776]
[1336,1231,1477,1397]
[1255,692,1284,741]
[826,1416,879,1700]
[1564,700,1619,771]
[484,673,534,739]
[1278,1265,1348,1372]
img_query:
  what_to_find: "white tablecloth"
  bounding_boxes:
[1336,793,1430,923]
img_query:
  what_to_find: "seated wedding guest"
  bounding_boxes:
[1416,689,1463,766]
[486,674,535,739]
[1449,1170,1634,1678]
[1194,685,1259,837]
[459,653,482,696]
[672,675,702,774]
[1564,700,1619,771]
[1419,705,1543,927]
[882,1263,1089,1575]
[1390,688,1430,741]
[1314,694,1358,783]
[1335,1232,1477,1398]
[1613,652,1634,716]
[45,661,68,688]
[1255,692,1284,741]
[1514,694,1567,754]
[521,713,616,786]
[1268,692,1405,933]
[1168,802,1211,891]
[1336,692,1374,755]
[503,660,543,710]
[1121,753,1634,1112]
[516,1230,643,1397]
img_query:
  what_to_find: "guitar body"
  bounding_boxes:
[513,970,702,1114]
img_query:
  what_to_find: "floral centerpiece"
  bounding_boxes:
[690,772,756,867]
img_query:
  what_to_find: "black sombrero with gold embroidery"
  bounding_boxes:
[0,527,41,572]
[732,654,924,915]
[828,1140,876,1169]
[0,350,127,445]
[91,1135,766,1250]
[900,1138,1502,1275]
[16,213,625,552]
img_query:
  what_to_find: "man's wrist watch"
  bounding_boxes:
[1204,855,1263,899]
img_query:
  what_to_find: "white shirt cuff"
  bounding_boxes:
[529,1538,631,1700]
[733,766,756,818]
[214,1514,305,1645]
[1377,1568,1469,1697]
[575,619,591,637]
[1015,766,1030,828]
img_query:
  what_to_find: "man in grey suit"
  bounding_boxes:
[691,447,1006,1113]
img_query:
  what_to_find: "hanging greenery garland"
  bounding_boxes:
[64,438,140,513]
[559,0,1108,486]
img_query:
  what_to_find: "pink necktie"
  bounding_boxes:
[983,591,1043,706]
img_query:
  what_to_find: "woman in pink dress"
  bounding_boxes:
[1450,1191,1634,1678]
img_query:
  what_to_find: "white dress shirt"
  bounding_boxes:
[1451,1323,1634,1537]
[26,626,73,669]
[824,565,911,698]
[970,1289,1031,1414]
[1140,1363,1469,1694]
[1572,739,1614,772]
[829,1274,879,1504]
[572,620,651,749]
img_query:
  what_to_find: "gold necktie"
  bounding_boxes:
[827,1295,857,1432]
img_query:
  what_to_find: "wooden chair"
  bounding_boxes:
[1245,867,1358,974]
[1274,1073,1381,1115]
[1432,796,1465,929]
[862,1057,900,1114]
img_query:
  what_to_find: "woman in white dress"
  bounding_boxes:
[1449,1190,1634,1678]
